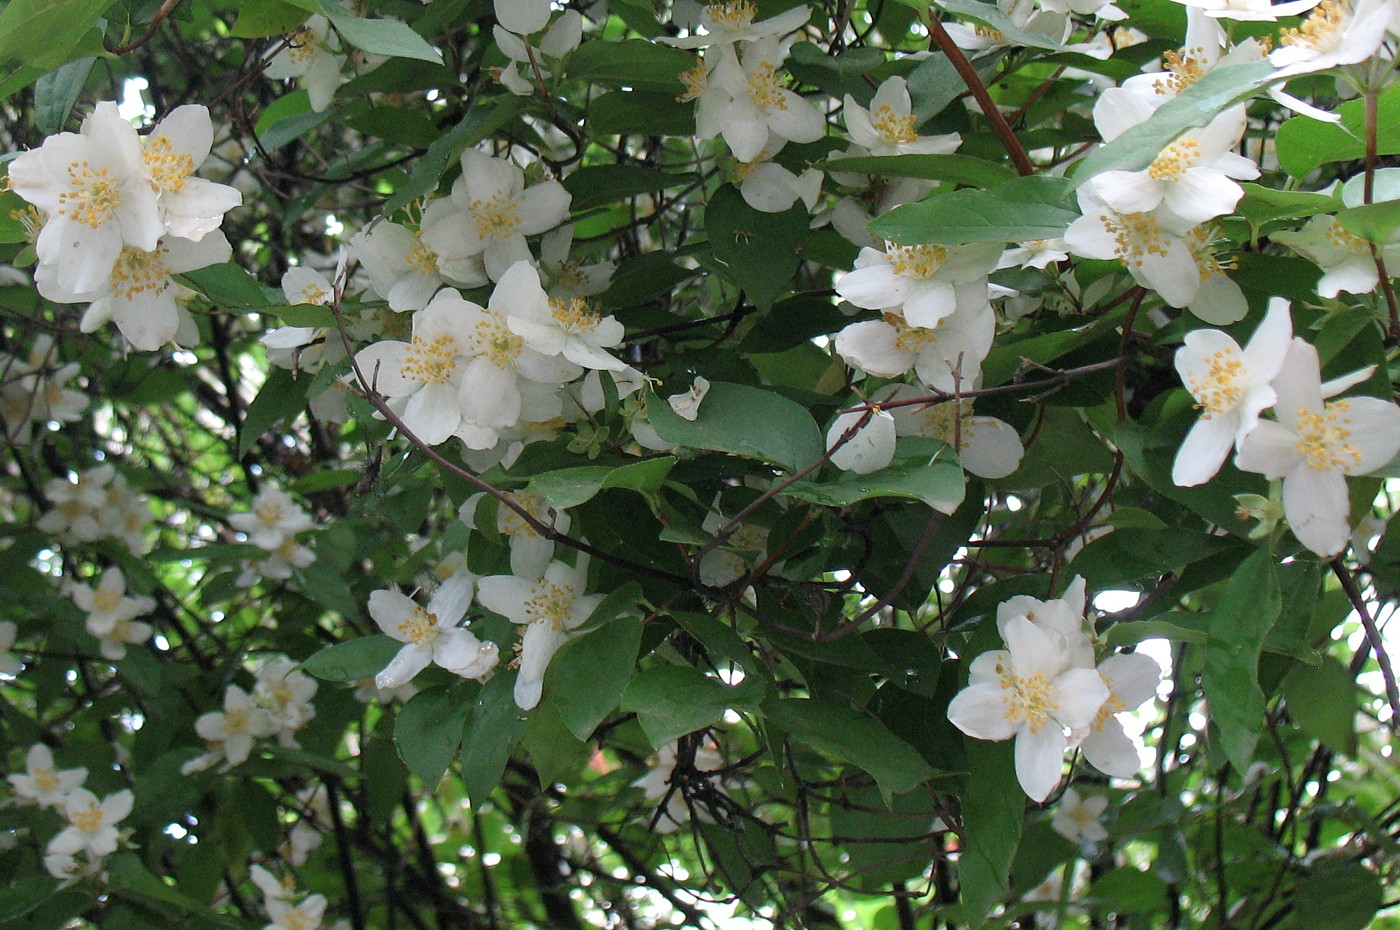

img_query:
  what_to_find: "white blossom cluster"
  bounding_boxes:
[7,744,134,882]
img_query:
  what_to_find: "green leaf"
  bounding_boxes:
[645,382,824,472]
[106,853,217,915]
[567,38,693,91]
[761,697,934,795]
[1275,82,1400,178]
[1335,199,1400,243]
[1089,867,1169,914]
[1236,183,1341,228]
[546,616,643,740]
[33,56,94,136]
[705,183,809,310]
[1289,863,1383,930]
[1105,615,1208,647]
[0,0,115,70]
[620,665,763,748]
[230,0,309,37]
[0,876,59,923]
[1069,528,1241,588]
[1202,547,1280,774]
[870,175,1079,245]
[525,457,676,510]
[300,635,401,682]
[288,468,360,494]
[785,459,966,514]
[239,367,312,458]
[820,153,1019,188]
[460,671,528,803]
[522,701,589,786]
[587,90,695,136]
[958,739,1024,929]
[179,263,274,308]
[317,2,442,63]
[563,164,695,212]
[1074,59,1277,182]
[1282,657,1358,755]
[395,685,473,786]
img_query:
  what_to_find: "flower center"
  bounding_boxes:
[705,1,756,27]
[548,296,601,334]
[33,768,58,792]
[921,402,975,450]
[1282,0,1349,51]
[109,245,172,302]
[225,707,250,734]
[677,60,708,103]
[255,499,284,526]
[884,313,940,354]
[1187,227,1235,282]
[525,581,575,630]
[1102,211,1170,266]
[888,243,948,278]
[92,586,123,614]
[406,233,439,274]
[1187,347,1244,417]
[397,607,439,644]
[286,26,318,64]
[1295,400,1363,472]
[973,23,1004,40]
[470,191,522,242]
[58,162,121,229]
[746,61,788,111]
[499,491,548,539]
[1154,49,1205,95]
[71,804,104,832]
[872,104,918,146]
[1148,139,1200,181]
[1325,219,1368,252]
[282,908,318,930]
[471,313,522,369]
[401,333,459,384]
[143,136,195,194]
[997,662,1058,733]
[296,283,329,305]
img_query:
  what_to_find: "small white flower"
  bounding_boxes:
[47,788,134,859]
[947,616,1109,801]
[664,2,811,49]
[1064,188,1201,307]
[264,894,328,930]
[837,242,1003,329]
[1172,297,1293,487]
[1077,651,1162,777]
[1272,214,1400,298]
[1051,787,1110,845]
[669,376,711,421]
[826,407,897,474]
[7,744,88,808]
[1235,338,1400,556]
[1269,0,1394,76]
[883,385,1025,480]
[230,486,314,552]
[843,77,962,157]
[265,16,346,112]
[191,685,278,770]
[369,575,500,689]
[476,560,604,710]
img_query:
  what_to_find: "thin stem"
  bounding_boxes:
[1331,558,1400,729]
[924,14,1035,176]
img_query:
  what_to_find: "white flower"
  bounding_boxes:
[476,560,604,710]
[7,101,163,294]
[664,2,811,49]
[351,219,465,313]
[736,158,823,213]
[998,237,1069,270]
[996,577,1096,670]
[1269,0,1394,76]
[47,788,134,859]
[141,105,243,242]
[461,489,572,578]
[834,298,996,392]
[190,685,278,770]
[7,744,87,808]
[369,575,500,689]
[230,486,314,551]
[1172,297,1292,487]
[540,225,613,298]
[500,261,627,371]
[264,894,327,930]
[946,616,1109,801]
[1064,188,1201,308]
[1272,215,1400,298]
[354,292,479,445]
[1235,338,1400,556]
[254,658,319,747]
[420,149,571,281]
[843,77,962,157]
[883,385,1026,479]
[495,0,552,35]
[827,407,897,474]
[1173,0,1321,20]
[1083,107,1258,225]
[1077,651,1162,777]
[669,376,711,421]
[837,242,1003,329]
[265,16,345,112]
[1051,788,1110,845]
[699,40,827,162]
[0,620,21,676]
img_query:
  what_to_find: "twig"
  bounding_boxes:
[1331,558,1400,729]
[107,0,182,54]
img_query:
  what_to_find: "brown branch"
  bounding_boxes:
[108,0,183,54]
[1330,558,1400,730]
